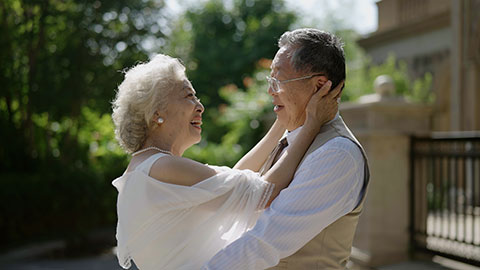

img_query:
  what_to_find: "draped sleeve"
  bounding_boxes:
[111,154,274,270]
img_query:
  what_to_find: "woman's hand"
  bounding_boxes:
[304,80,344,134]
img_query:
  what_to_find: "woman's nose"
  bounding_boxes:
[196,100,204,113]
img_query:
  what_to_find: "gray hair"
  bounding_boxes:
[111,54,186,153]
[278,28,345,89]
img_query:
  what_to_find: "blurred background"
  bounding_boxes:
[0,0,479,269]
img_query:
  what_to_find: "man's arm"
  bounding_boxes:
[203,138,365,270]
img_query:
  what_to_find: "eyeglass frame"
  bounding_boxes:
[266,73,325,93]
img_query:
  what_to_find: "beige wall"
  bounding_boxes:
[345,2,480,267]
[450,0,480,131]
[377,0,450,32]
[339,96,432,266]
[361,0,480,132]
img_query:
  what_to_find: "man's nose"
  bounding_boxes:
[267,85,276,96]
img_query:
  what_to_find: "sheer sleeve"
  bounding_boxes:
[112,164,274,270]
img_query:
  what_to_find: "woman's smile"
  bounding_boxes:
[190,118,202,130]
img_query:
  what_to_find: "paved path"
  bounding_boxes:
[1,254,121,270]
[2,246,478,270]
[0,247,138,270]
[0,255,455,270]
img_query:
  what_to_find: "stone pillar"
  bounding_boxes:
[450,0,462,130]
[340,76,432,266]
[450,0,480,131]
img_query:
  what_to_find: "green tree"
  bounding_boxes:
[0,0,169,169]
[165,0,296,144]
[0,0,169,248]
[172,0,295,100]
[184,59,274,167]
[345,54,433,103]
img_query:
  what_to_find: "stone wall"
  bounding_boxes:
[340,78,432,266]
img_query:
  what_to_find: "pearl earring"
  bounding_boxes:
[157,117,164,124]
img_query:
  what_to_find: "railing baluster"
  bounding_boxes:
[471,156,476,245]
[438,154,443,237]
[443,155,448,238]
[410,139,417,246]
[474,144,478,245]
[455,155,460,242]
[433,153,438,237]
[450,155,454,240]
[427,148,435,235]
[414,153,421,237]
[423,156,428,237]
[475,157,479,245]
[410,136,480,266]
[464,156,468,244]
[445,155,450,239]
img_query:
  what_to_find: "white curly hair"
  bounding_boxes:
[112,54,186,153]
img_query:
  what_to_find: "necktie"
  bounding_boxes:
[259,137,288,176]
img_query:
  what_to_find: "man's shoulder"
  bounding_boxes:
[307,136,363,162]
[323,136,358,149]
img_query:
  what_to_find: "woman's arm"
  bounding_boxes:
[147,117,317,188]
[148,81,342,190]
[149,156,218,186]
[233,119,285,171]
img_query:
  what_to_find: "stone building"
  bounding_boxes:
[341,0,480,267]
[357,0,480,131]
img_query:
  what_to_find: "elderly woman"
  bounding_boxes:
[111,54,340,270]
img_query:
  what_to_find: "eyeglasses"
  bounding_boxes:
[266,73,325,93]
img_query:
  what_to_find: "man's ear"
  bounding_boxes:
[314,75,329,92]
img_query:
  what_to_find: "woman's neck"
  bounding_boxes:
[143,136,184,157]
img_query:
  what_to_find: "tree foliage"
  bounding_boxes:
[345,54,433,103]
[184,59,274,167]
[166,0,295,106]
[164,0,295,145]
[0,0,169,248]
[0,0,433,251]
[0,0,297,249]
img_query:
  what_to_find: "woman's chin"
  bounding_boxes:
[191,134,202,145]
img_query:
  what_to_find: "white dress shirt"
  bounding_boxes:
[203,121,365,270]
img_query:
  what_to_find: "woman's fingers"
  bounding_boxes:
[316,80,332,97]
[327,80,344,99]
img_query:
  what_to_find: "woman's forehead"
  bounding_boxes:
[182,79,191,88]
[182,79,195,93]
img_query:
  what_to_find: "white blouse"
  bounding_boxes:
[112,153,274,270]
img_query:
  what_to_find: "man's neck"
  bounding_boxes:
[287,111,340,132]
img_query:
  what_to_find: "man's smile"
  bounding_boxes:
[274,105,285,112]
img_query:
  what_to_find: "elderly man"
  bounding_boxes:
[203,28,370,270]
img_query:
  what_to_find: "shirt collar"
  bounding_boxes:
[283,112,340,145]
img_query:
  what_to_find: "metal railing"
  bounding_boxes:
[410,133,480,266]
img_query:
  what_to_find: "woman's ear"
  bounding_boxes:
[152,110,164,125]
